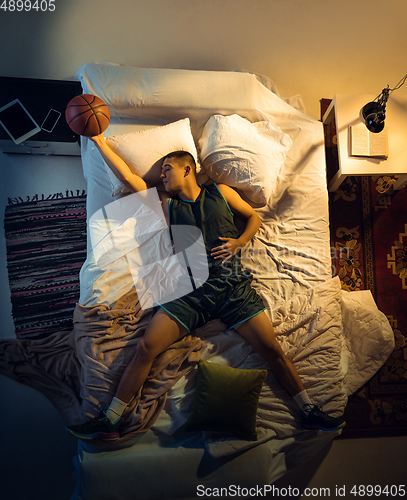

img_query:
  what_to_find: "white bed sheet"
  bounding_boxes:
[71,63,394,500]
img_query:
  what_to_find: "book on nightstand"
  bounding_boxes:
[350,124,388,158]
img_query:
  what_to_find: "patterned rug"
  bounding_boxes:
[330,176,407,437]
[321,98,407,437]
[4,191,87,339]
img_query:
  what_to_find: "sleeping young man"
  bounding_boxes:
[67,134,345,441]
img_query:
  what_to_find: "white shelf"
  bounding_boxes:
[0,139,80,156]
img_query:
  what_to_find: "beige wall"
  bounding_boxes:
[0,0,406,119]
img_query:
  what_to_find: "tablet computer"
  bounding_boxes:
[0,99,41,144]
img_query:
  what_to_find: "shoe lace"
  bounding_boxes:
[302,404,319,414]
[96,402,108,419]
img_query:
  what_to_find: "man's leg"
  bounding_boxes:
[67,309,187,440]
[234,311,304,396]
[235,311,345,431]
[114,308,188,404]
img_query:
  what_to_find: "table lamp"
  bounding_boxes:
[361,73,407,133]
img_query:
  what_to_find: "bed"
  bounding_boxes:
[0,62,394,499]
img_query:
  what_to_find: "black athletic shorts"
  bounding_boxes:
[155,273,266,333]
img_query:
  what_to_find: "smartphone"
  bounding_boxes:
[41,109,61,133]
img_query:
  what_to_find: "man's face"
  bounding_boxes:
[160,158,186,192]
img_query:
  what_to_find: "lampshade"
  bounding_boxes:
[361,74,407,133]
[362,102,386,133]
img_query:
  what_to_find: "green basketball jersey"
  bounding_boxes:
[168,184,242,276]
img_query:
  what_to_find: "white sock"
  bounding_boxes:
[293,390,313,414]
[105,397,127,424]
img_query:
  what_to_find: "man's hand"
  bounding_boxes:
[211,237,243,263]
[89,133,105,145]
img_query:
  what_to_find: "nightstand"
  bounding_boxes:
[0,76,81,156]
[322,94,407,192]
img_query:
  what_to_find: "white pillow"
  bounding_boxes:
[198,114,292,206]
[105,118,199,196]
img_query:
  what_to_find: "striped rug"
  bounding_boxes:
[4,191,87,339]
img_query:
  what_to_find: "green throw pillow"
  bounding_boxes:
[185,360,268,441]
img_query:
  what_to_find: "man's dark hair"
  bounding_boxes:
[163,151,197,176]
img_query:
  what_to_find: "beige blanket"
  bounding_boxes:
[0,288,203,441]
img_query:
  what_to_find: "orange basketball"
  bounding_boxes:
[65,94,110,137]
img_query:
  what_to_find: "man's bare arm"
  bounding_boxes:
[90,134,149,193]
[211,183,262,262]
[216,184,261,245]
